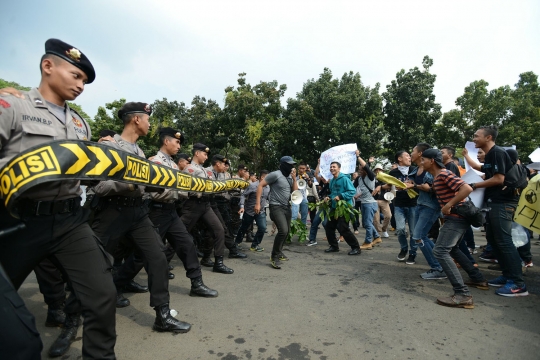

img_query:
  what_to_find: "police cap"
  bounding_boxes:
[159,127,184,144]
[177,153,192,162]
[192,143,210,154]
[118,102,153,120]
[212,154,227,163]
[45,38,96,84]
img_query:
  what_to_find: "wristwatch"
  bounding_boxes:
[470,183,476,190]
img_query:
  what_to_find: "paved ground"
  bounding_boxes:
[19,223,540,360]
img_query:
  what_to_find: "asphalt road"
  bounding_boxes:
[19,223,540,360]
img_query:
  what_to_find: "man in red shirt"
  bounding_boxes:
[422,149,488,309]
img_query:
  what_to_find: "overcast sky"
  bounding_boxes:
[2,0,539,119]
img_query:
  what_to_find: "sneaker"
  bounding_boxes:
[338,236,344,242]
[406,255,416,265]
[372,237,383,245]
[523,260,533,268]
[488,263,501,270]
[307,240,318,246]
[390,227,396,232]
[495,280,529,297]
[436,294,474,309]
[270,257,282,269]
[488,275,508,287]
[397,249,407,261]
[421,269,447,280]
[278,254,289,261]
[479,252,498,263]
[250,246,264,252]
[381,231,389,238]
[236,243,245,250]
[469,247,478,254]
[354,230,359,235]
[360,242,372,250]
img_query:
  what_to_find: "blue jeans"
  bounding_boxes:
[394,206,418,255]
[361,202,379,243]
[412,205,442,270]
[433,218,485,295]
[291,198,309,225]
[485,202,524,286]
[308,209,328,242]
[235,212,267,247]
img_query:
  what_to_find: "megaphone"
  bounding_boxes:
[291,190,303,205]
[297,179,307,190]
[384,192,395,202]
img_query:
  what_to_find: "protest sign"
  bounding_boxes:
[514,174,540,232]
[319,143,358,180]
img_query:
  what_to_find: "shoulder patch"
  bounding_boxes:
[0,99,11,108]
[72,117,83,127]
[188,168,194,173]
[154,161,162,165]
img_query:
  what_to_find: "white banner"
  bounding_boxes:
[319,143,358,180]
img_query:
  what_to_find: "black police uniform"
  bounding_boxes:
[88,103,190,333]
[0,39,116,360]
[144,128,217,297]
[180,144,234,273]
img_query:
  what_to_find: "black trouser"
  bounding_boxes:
[34,257,66,308]
[0,263,42,360]
[325,216,360,249]
[269,204,291,258]
[181,198,225,256]
[0,203,117,360]
[229,196,242,236]
[210,202,237,251]
[147,206,202,279]
[92,203,170,307]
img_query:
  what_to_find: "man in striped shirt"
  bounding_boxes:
[422,149,488,309]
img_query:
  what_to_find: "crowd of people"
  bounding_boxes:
[0,38,537,360]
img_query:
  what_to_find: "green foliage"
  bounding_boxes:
[286,219,308,243]
[0,79,31,91]
[283,68,385,165]
[310,199,359,223]
[382,56,442,155]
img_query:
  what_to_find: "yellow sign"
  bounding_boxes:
[515,174,540,232]
[124,156,150,183]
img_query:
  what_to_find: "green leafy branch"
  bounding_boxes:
[286,219,308,243]
[308,199,359,223]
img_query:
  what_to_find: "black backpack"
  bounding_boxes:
[502,163,528,195]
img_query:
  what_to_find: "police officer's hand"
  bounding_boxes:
[254,204,261,214]
[238,208,244,215]
[98,135,115,143]
[0,87,24,99]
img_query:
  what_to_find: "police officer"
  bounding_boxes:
[206,155,247,259]
[0,39,116,359]
[146,127,218,297]
[88,102,191,333]
[180,144,234,274]
[177,153,191,171]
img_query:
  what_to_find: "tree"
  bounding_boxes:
[284,68,385,165]
[499,71,540,157]
[382,56,442,155]
[221,73,287,171]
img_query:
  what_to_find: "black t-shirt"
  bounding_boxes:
[388,167,418,207]
[481,145,519,204]
[445,162,460,177]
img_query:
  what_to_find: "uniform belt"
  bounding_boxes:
[102,196,145,207]
[18,197,81,216]
[188,195,214,202]
[150,202,176,210]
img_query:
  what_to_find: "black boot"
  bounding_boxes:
[228,245,247,259]
[48,313,81,357]
[213,256,234,274]
[200,254,214,267]
[168,272,175,279]
[123,280,149,293]
[116,291,130,308]
[45,302,66,327]
[190,276,218,297]
[152,303,191,333]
